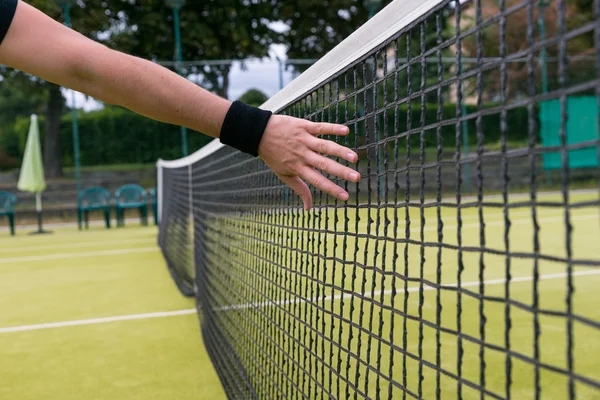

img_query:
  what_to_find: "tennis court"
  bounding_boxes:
[1,0,598,398]
[0,226,224,400]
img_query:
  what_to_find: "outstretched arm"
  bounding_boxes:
[0,1,360,209]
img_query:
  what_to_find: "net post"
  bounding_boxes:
[187,163,196,296]
[188,164,193,217]
[157,160,164,223]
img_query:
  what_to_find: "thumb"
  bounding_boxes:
[279,175,313,211]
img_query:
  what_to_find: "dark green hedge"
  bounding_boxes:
[65,107,212,165]
[12,106,212,166]
[7,102,530,167]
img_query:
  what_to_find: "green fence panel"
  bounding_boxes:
[540,96,599,170]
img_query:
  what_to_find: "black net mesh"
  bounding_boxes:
[158,0,600,398]
[158,164,195,297]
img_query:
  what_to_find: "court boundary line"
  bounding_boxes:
[0,238,156,254]
[0,247,158,264]
[2,270,598,334]
[215,270,600,311]
[0,309,197,334]
[0,217,153,232]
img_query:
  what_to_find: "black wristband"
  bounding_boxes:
[219,101,273,157]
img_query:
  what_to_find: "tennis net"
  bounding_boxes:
[157,0,600,398]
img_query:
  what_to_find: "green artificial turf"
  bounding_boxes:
[0,225,225,400]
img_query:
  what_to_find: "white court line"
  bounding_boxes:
[0,217,154,232]
[216,270,600,311]
[0,247,158,264]
[1,270,598,334]
[0,238,155,254]
[0,310,197,334]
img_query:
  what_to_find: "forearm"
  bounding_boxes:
[74,46,231,138]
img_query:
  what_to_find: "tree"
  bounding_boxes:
[111,0,278,99]
[0,77,47,128]
[238,88,269,106]
[0,77,48,160]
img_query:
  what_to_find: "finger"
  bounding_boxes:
[301,168,349,202]
[308,137,358,163]
[306,153,361,183]
[305,121,350,137]
[279,175,313,211]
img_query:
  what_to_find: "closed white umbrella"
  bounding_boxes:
[17,114,51,234]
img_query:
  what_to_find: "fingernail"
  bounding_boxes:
[347,152,357,161]
[340,126,349,134]
[350,172,360,181]
[339,192,349,201]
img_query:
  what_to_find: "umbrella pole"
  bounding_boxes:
[36,193,42,232]
[30,193,52,235]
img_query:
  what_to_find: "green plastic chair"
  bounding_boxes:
[149,188,158,226]
[78,187,111,230]
[115,184,148,227]
[0,191,17,236]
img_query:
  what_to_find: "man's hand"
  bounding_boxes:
[258,115,361,210]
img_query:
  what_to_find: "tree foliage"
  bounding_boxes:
[0,78,47,128]
[0,78,43,164]
[111,0,279,98]
[238,88,269,106]
[273,0,394,71]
